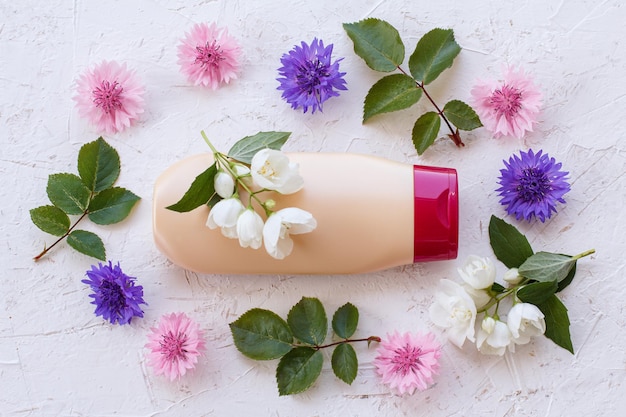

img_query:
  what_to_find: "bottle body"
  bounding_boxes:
[152,153,457,275]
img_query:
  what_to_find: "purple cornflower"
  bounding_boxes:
[496,149,570,222]
[277,38,347,113]
[82,261,146,325]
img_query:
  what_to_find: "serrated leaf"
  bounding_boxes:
[537,295,574,353]
[412,111,441,155]
[30,205,70,236]
[488,215,534,269]
[331,343,358,385]
[343,18,405,72]
[287,297,327,346]
[67,230,105,260]
[229,308,293,360]
[276,347,323,396]
[78,137,120,192]
[363,74,422,122]
[443,100,482,131]
[332,303,359,339]
[409,28,461,85]
[166,163,218,213]
[227,132,291,164]
[88,187,140,225]
[557,262,577,293]
[519,252,576,283]
[517,280,558,305]
[47,173,91,215]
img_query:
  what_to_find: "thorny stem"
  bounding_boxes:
[308,336,381,350]
[397,66,465,147]
[33,211,89,261]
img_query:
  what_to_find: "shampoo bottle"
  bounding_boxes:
[152,153,458,274]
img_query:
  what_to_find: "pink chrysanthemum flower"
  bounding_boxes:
[73,60,145,134]
[470,67,542,139]
[373,331,441,395]
[177,22,241,89]
[145,312,206,381]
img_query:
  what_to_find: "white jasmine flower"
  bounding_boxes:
[232,163,253,187]
[503,267,523,285]
[476,317,512,356]
[462,283,492,309]
[458,255,496,290]
[263,207,316,259]
[206,197,245,238]
[429,279,477,347]
[214,170,235,198]
[236,209,264,249]
[507,303,546,345]
[251,149,304,194]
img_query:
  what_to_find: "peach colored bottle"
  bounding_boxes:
[152,153,458,275]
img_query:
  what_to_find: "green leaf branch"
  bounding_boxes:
[31,138,140,261]
[229,297,380,396]
[485,216,595,353]
[166,130,290,214]
[343,19,482,155]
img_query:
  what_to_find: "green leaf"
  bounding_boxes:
[67,230,106,260]
[331,343,358,385]
[488,215,534,269]
[408,28,461,85]
[276,347,323,396]
[557,262,577,293]
[412,111,441,155]
[165,163,218,213]
[363,74,422,122]
[287,297,327,346]
[517,280,558,305]
[229,308,293,360]
[78,137,121,192]
[30,205,70,236]
[227,132,291,164]
[332,302,359,339]
[443,100,483,131]
[343,18,405,72]
[88,187,141,225]
[490,282,506,294]
[519,252,576,283]
[47,173,91,215]
[537,295,574,354]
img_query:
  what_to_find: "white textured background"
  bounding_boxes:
[2,0,625,416]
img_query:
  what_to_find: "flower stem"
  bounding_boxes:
[397,66,464,147]
[572,249,595,260]
[201,130,273,215]
[312,336,381,350]
[33,211,88,261]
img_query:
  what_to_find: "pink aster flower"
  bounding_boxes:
[470,66,542,139]
[177,22,241,89]
[73,60,145,134]
[373,331,441,395]
[145,312,206,381]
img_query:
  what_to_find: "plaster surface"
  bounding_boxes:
[1,0,624,416]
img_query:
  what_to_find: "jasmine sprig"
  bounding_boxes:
[343,19,482,155]
[166,131,290,213]
[31,138,140,261]
[229,297,380,396]
[200,131,274,216]
[487,215,595,353]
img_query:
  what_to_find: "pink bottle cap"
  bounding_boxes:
[413,165,459,262]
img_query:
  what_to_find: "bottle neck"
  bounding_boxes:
[413,165,459,262]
